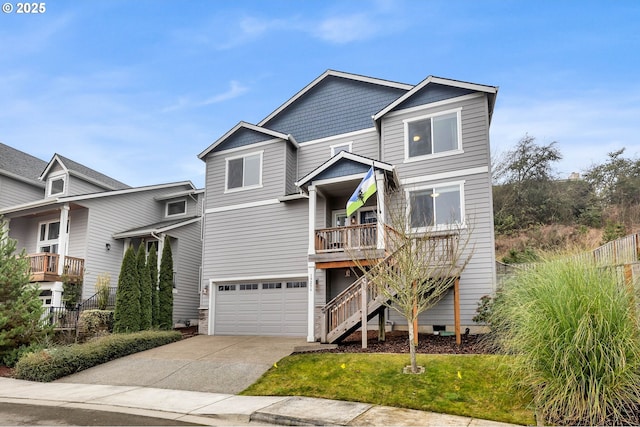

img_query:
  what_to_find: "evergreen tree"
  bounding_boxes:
[113,245,141,333]
[136,245,152,330]
[158,236,174,330]
[0,218,49,365]
[147,244,159,327]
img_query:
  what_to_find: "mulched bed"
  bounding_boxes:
[0,365,13,378]
[313,330,494,354]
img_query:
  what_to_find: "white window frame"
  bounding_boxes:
[330,141,352,156]
[165,199,187,217]
[224,151,263,193]
[37,219,61,253]
[405,181,466,232]
[47,173,67,197]
[403,108,463,163]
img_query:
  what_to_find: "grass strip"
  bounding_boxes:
[242,353,534,425]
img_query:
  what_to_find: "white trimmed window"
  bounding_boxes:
[330,142,352,156]
[38,220,61,253]
[166,199,186,217]
[404,109,462,161]
[225,151,263,192]
[47,174,67,197]
[406,182,464,231]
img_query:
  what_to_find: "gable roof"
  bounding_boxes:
[258,70,412,127]
[40,154,130,191]
[257,70,412,143]
[0,142,47,187]
[198,121,297,160]
[0,181,195,215]
[296,151,395,191]
[373,75,499,122]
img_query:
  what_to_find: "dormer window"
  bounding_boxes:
[166,199,187,217]
[47,174,67,196]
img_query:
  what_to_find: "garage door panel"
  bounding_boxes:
[215,281,307,336]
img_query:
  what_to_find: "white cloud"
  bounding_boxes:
[491,90,640,178]
[313,13,379,44]
[161,80,249,113]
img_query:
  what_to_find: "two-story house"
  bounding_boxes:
[0,145,203,327]
[198,70,498,342]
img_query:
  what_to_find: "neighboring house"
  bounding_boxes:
[198,70,498,342]
[0,143,48,209]
[0,150,203,327]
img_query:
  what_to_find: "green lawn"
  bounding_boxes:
[242,353,534,426]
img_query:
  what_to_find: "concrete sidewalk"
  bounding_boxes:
[0,377,517,426]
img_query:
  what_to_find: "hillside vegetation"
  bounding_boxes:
[493,136,640,262]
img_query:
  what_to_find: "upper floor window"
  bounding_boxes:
[166,199,186,217]
[330,142,352,156]
[405,109,462,161]
[38,220,60,253]
[407,182,463,231]
[47,174,67,197]
[225,151,262,192]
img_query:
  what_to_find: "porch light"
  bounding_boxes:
[430,192,440,198]
[412,135,420,142]
[105,243,111,251]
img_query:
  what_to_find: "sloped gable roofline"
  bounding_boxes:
[295,151,394,189]
[373,76,499,121]
[198,121,297,160]
[258,70,413,127]
[0,181,196,215]
[112,216,201,239]
[39,154,129,191]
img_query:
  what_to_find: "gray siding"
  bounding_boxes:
[0,177,44,208]
[285,143,298,195]
[263,76,407,143]
[67,177,108,197]
[297,129,379,178]
[202,200,308,280]
[381,93,496,329]
[203,141,287,210]
[382,94,491,174]
[169,222,202,324]
[78,185,195,299]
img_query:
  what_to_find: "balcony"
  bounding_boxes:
[311,223,385,267]
[28,253,84,283]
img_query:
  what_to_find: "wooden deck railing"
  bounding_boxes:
[315,224,377,253]
[321,231,461,343]
[28,253,84,282]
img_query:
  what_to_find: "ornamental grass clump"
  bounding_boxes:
[492,258,640,426]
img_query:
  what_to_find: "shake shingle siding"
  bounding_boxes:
[213,128,277,152]
[263,76,407,143]
[393,83,474,112]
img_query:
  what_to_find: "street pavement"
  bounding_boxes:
[0,335,520,426]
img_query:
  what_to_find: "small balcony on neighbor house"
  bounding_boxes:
[28,253,84,283]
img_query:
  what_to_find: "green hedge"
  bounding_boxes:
[14,330,182,382]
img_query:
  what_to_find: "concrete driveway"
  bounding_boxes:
[55,335,315,394]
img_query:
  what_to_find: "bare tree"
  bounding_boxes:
[347,197,473,373]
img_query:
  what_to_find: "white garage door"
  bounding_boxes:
[214,280,307,336]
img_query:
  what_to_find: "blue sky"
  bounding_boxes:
[1,0,639,189]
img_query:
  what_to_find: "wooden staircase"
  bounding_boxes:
[320,231,464,345]
[321,254,397,344]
